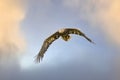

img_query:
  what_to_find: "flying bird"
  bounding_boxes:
[35,28,94,62]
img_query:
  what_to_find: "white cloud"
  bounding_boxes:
[63,0,120,46]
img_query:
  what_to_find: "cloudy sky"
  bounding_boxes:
[0,0,120,80]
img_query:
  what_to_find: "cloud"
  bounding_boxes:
[0,50,114,80]
[0,0,26,62]
[62,0,120,79]
[63,0,120,46]
[0,1,116,80]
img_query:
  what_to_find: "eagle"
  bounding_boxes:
[35,28,94,62]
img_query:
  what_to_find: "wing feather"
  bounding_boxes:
[35,31,60,62]
[66,28,94,43]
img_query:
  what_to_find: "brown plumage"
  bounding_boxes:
[35,28,94,62]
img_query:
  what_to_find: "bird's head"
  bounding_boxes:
[58,28,65,33]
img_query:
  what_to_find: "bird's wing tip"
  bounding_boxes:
[91,41,96,44]
[34,55,43,63]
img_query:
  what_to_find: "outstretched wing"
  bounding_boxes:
[35,31,60,62]
[66,28,94,43]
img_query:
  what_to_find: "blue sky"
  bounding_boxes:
[0,0,120,80]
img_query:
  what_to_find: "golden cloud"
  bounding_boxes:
[0,0,26,60]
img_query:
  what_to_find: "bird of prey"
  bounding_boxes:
[35,28,94,62]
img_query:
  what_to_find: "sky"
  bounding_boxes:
[0,0,120,80]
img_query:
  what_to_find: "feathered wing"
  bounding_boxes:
[66,28,94,43]
[35,32,60,62]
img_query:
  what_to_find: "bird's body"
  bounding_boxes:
[35,28,94,62]
[58,28,71,41]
